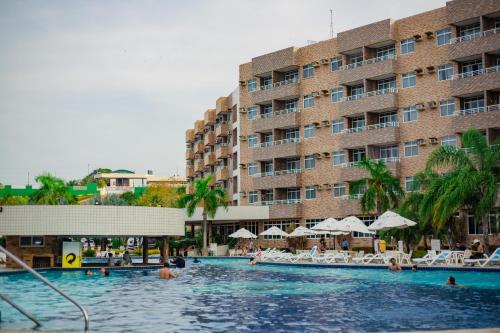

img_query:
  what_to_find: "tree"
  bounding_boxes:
[31,173,77,205]
[423,128,500,252]
[136,186,182,207]
[178,176,227,256]
[350,159,404,216]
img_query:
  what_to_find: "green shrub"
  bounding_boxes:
[82,249,96,257]
[132,248,161,256]
[412,250,427,258]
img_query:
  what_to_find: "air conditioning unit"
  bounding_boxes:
[239,135,247,141]
[320,58,330,65]
[311,91,320,98]
[239,191,247,197]
[321,89,330,96]
[429,137,439,145]
[323,184,332,190]
[313,122,321,128]
[312,61,320,67]
[425,31,434,39]
[239,80,246,86]
[313,153,322,159]
[323,152,331,158]
[239,163,247,169]
[322,120,331,127]
[415,68,424,76]
[413,34,422,41]
[239,107,246,113]
[427,101,437,109]
[417,138,426,146]
[317,185,324,191]
[415,103,425,111]
[427,65,435,73]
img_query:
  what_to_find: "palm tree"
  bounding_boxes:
[31,173,76,205]
[423,128,500,252]
[179,176,227,256]
[350,159,404,216]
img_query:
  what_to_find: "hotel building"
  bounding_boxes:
[185,0,500,249]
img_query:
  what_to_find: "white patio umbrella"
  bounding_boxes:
[368,210,417,231]
[339,216,375,234]
[259,226,289,237]
[287,226,317,237]
[310,218,348,250]
[228,228,258,239]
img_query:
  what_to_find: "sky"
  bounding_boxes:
[0,0,447,186]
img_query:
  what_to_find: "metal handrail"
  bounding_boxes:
[0,245,90,331]
[341,87,397,102]
[341,53,396,70]
[0,292,41,327]
[450,65,500,80]
[450,27,500,44]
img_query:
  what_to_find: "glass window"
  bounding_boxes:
[261,104,273,117]
[403,106,417,122]
[400,38,415,54]
[440,100,455,116]
[285,99,299,110]
[19,236,44,247]
[331,87,344,103]
[245,222,258,236]
[284,70,298,82]
[263,161,273,175]
[248,191,259,204]
[304,125,316,138]
[404,140,419,157]
[463,96,485,111]
[303,64,314,78]
[402,72,416,88]
[305,186,317,200]
[248,135,257,148]
[287,188,301,201]
[285,128,300,140]
[350,116,365,131]
[352,148,366,162]
[263,132,273,144]
[248,163,258,176]
[379,111,398,125]
[304,155,316,169]
[468,213,500,235]
[436,27,451,46]
[19,236,32,247]
[262,190,273,204]
[459,22,480,37]
[438,64,453,81]
[331,119,344,133]
[330,56,342,71]
[350,84,365,98]
[379,144,399,159]
[247,106,257,120]
[376,45,395,58]
[305,219,328,239]
[247,79,257,92]
[348,53,363,65]
[303,94,315,108]
[377,78,396,91]
[261,76,272,89]
[263,220,299,240]
[461,59,483,75]
[333,183,346,197]
[441,135,457,146]
[333,150,345,165]
[352,216,376,238]
[286,158,300,171]
[405,176,418,192]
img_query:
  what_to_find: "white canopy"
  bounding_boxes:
[259,226,289,237]
[228,227,258,239]
[287,226,317,237]
[338,216,375,234]
[368,211,417,231]
[310,217,349,235]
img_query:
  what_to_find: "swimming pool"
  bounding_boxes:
[1,258,500,332]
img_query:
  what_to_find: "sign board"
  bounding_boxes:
[62,241,82,268]
[431,239,441,252]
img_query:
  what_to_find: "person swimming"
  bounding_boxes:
[85,269,92,276]
[159,262,176,280]
[193,258,201,263]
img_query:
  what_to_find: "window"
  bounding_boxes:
[440,100,455,116]
[404,140,419,157]
[284,70,298,82]
[262,76,272,89]
[463,96,485,111]
[263,132,273,145]
[248,163,258,176]
[352,148,366,162]
[402,72,416,88]
[285,99,299,110]
[400,38,415,54]
[379,111,398,125]
[461,59,483,76]
[286,158,300,171]
[247,79,257,92]
[331,119,344,133]
[350,116,365,131]
[353,216,376,238]
[287,188,301,201]
[262,190,273,204]
[350,84,365,99]
[377,78,396,91]
[248,135,257,148]
[245,222,258,236]
[459,22,480,37]
[305,219,328,239]
[403,106,417,123]
[285,128,299,140]
[438,64,453,81]
[304,125,316,138]
[304,155,316,169]
[247,106,257,120]
[436,27,451,46]
[379,144,399,159]
[263,220,299,239]
[330,56,342,71]
[303,94,315,108]
[331,87,344,103]
[348,53,363,65]
[19,236,45,247]
[262,161,273,175]
[468,212,500,235]
[248,191,259,204]
[376,45,395,58]
[333,150,345,165]
[441,135,457,147]
[405,176,418,192]
[333,183,346,197]
[305,186,317,200]
[303,64,314,78]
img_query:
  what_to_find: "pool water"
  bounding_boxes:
[1,258,500,332]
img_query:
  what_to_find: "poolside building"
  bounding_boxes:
[185,0,500,249]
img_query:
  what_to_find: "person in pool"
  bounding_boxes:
[248,257,257,265]
[411,265,418,272]
[85,269,92,276]
[170,255,186,268]
[159,262,176,280]
[100,268,110,276]
[388,258,401,272]
[193,258,201,263]
[446,276,456,286]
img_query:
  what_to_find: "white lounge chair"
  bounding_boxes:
[353,253,388,264]
[323,251,350,264]
[414,250,451,266]
[464,248,500,267]
[287,246,318,263]
[412,250,437,264]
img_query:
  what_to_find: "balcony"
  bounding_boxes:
[194,142,204,154]
[338,157,400,181]
[250,200,302,219]
[204,132,215,146]
[215,167,229,181]
[204,109,215,125]
[185,129,195,143]
[450,66,500,96]
[451,104,500,132]
[449,28,500,60]
[339,88,398,116]
[185,150,194,160]
[336,122,400,149]
[252,108,300,132]
[215,122,230,137]
[251,169,302,189]
[215,144,229,159]
[194,120,204,135]
[250,78,300,104]
[251,138,301,160]
[204,152,215,166]
[338,55,397,84]
[186,166,194,178]
[194,160,204,173]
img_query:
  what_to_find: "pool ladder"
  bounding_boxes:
[0,245,90,331]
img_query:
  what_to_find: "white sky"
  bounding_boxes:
[0,0,447,186]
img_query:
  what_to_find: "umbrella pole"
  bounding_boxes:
[334,235,336,250]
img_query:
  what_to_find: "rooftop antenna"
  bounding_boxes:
[330,9,334,38]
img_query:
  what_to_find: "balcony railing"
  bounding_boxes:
[339,194,364,200]
[341,54,396,71]
[450,27,500,44]
[251,137,301,148]
[257,77,300,92]
[339,157,400,168]
[254,107,300,120]
[341,88,397,102]
[451,65,500,80]
[250,169,302,177]
[454,104,500,116]
[249,199,301,206]
[338,121,399,135]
